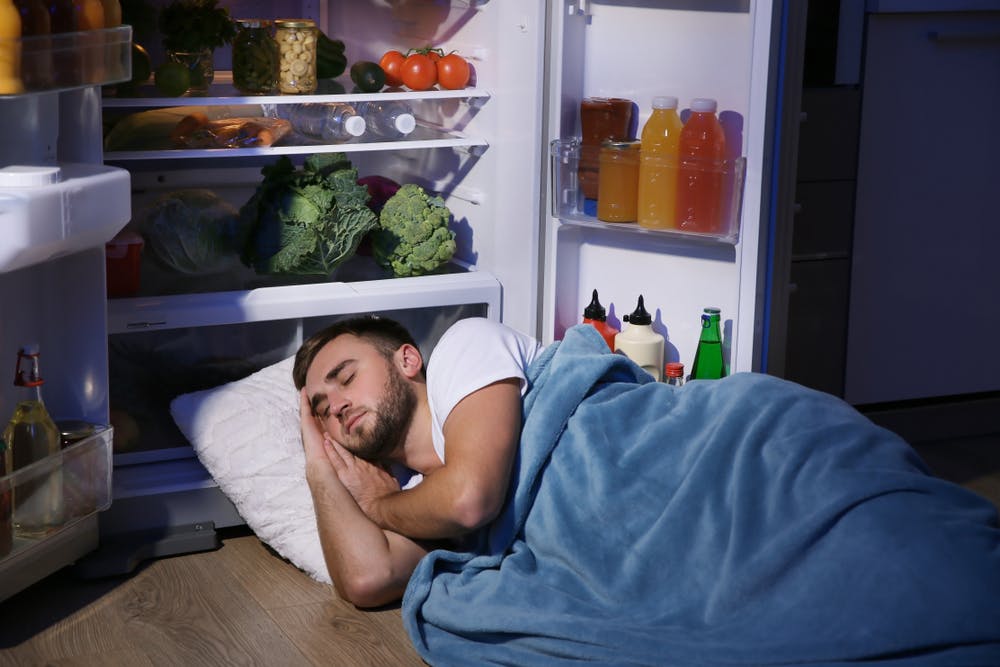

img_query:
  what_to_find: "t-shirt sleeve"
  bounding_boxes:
[425,318,542,463]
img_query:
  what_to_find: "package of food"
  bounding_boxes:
[169,113,292,149]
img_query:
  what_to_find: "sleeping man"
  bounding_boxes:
[294,314,1000,666]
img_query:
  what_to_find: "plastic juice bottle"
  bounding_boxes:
[675,98,727,234]
[637,96,682,229]
[582,289,619,351]
[0,0,24,94]
[614,295,664,382]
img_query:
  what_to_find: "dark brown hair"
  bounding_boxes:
[292,315,423,390]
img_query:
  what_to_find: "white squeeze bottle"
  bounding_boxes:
[614,295,665,382]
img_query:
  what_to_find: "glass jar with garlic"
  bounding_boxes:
[274,19,318,94]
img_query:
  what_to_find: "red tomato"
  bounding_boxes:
[379,50,406,88]
[401,53,437,91]
[437,53,470,90]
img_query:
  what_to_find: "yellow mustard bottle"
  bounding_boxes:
[0,0,25,94]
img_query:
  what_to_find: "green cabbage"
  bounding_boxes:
[138,189,245,274]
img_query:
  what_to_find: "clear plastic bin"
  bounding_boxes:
[0,26,132,97]
[549,138,746,244]
[0,426,113,563]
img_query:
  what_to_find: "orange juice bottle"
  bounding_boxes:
[637,96,682,229]
[675,98,727,234]
[0,0,24,94]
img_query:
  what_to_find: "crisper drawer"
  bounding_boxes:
[0,427,113,601]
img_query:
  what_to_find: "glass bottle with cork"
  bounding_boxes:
[2,344,64,537]
[690,307,726,380]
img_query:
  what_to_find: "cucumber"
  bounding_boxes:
[350,61,386,93]
[316,32,347,79]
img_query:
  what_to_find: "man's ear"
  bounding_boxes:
[395,343,424,379]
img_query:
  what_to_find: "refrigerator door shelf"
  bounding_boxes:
[0,163,131,274]
[550,139,745,245]
[0,26,132,99]
[0,426,113,602]
[107,268,502,334]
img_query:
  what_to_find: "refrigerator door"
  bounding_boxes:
[540,1,782,375]
[0,30,133,601]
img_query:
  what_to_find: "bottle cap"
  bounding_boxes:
[651,96,678,110]
[665,362,684,378]
[0,165,62,188]
[703,306,721,317]
[394,113,416,135]
[344,115,366,137]
[583,289,607,321]
[623,295,652,326]
[690,98,718,113]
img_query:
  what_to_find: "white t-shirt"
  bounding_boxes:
[426,317,543,464]
[395,317,542,489]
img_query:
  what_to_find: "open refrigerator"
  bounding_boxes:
[0,0,790,601]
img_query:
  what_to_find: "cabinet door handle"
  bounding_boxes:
[927,30,1000,44]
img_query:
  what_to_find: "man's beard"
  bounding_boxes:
[347,364,416,463]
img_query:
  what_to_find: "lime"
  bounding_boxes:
[154,61,191,97]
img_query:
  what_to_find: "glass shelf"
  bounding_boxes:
[102,72,491,108]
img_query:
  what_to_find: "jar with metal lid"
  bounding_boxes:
[233,18,279,95]
[274,18,317,94]
[597,140,640,223]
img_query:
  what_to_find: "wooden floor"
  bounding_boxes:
[1,434,998,666]
[0,527,423,666]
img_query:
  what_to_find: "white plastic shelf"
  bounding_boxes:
[0,163,131,274]
[107,267,502,334]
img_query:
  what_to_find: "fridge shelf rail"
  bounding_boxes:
[0,426,113,600]
[0,26,132,99]
[107,266,502,334]
[549,138,746,245]
[102,74,491,108]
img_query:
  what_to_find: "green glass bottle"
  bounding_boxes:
[691,307,726,380]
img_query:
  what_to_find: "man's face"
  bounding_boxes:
[304,334,416,462]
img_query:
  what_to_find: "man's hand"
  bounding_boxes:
[325,436,401,525]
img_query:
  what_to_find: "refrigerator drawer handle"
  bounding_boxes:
[927,30,1000,44]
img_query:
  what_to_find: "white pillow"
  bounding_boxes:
[170,356,331,583]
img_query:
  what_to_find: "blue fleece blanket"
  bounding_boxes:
[402,325,1000,666]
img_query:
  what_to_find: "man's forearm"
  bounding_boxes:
[371,466,502,540]
[306,462,418,607]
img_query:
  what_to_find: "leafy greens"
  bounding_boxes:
[239,153,378,276]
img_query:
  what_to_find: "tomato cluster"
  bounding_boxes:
[379,47,471,91]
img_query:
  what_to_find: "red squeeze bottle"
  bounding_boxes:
[582,289,619,351]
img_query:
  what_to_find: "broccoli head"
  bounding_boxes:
[372,184,457,277]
